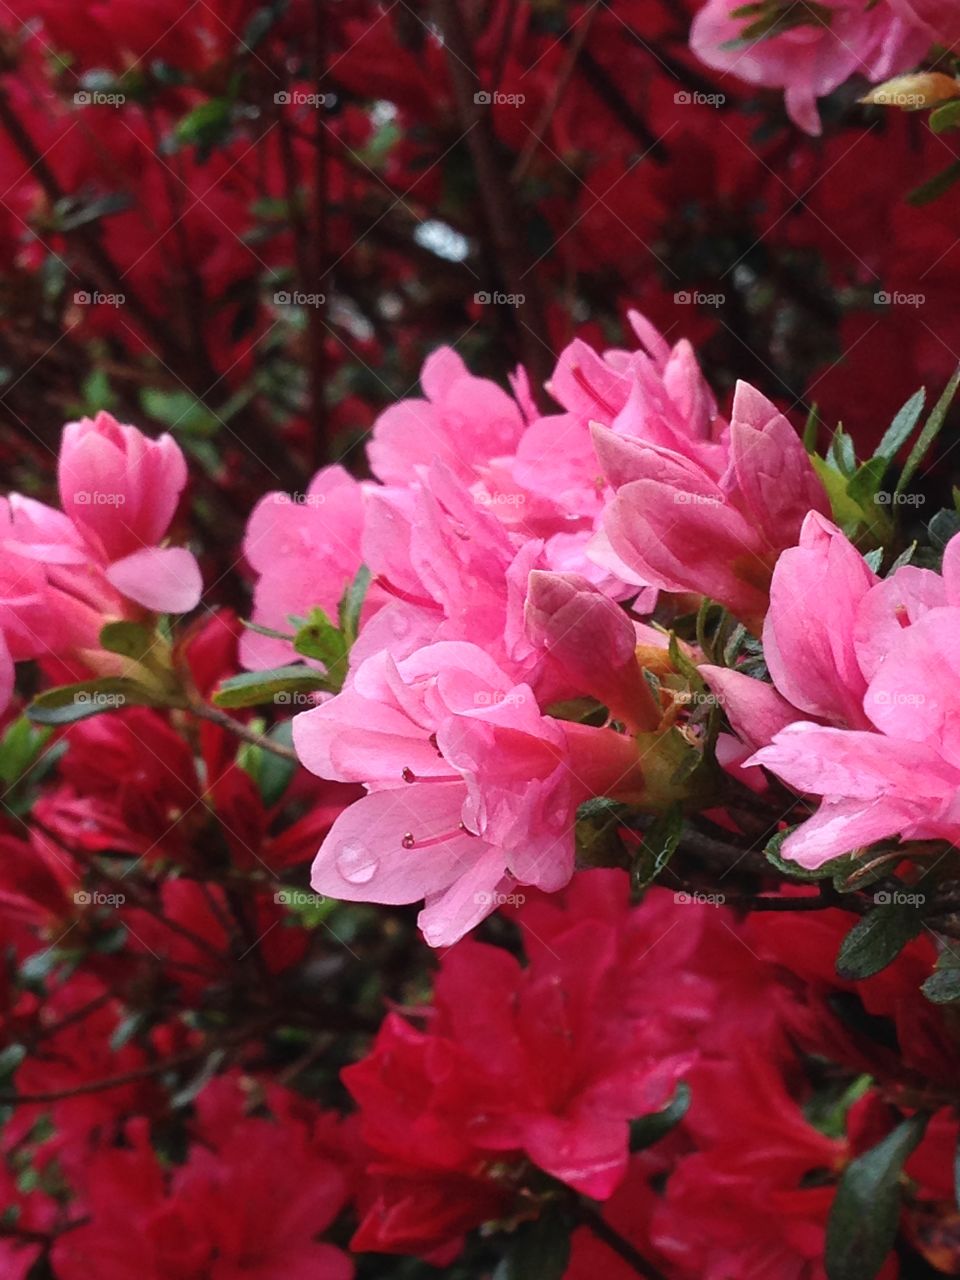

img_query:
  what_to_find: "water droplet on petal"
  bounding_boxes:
[336,841,379,884]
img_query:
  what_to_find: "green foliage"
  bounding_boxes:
[826,1113,929,1280]
[836,902,924,981]
[212,664,329,709]
[492,1205,572,1280]
[629,1081,691,1151]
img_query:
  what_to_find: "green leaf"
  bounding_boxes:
[245,721,298,807]
[141,388,218,437]
[293,608,348,670]
[575,797,631,869]
[0,717,53,787]
[846,455,889,512]
[930,100,960,133]
[929,508,960,554]
[28,678,155,725]
[99,620,160,662]
[242,2,287,51]
[876,387,925,460]
[812,456,866,530]
[828,427,857,478]
[338,564,371,646]
[175,98,233,154]
[212,665,329,709]
[492,1205,572,1280]
[836,902,923,981]
[764,827,854,885]
[825,1113,928,1280]
[803,402,820,452]
[630,1081,691,1151]
[921,961,960,1005]
[896,365,960,495]
[633,805,684,890]
[908,159,960,206]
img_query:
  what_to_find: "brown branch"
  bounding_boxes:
[433,0,551,396]
[185,693,300,762]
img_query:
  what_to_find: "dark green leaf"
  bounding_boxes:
[338,564,371,646]
[921,963,960,1005]
[825,1113,928,1280]
[0,717,53,787]
[763,827,853,884]
[876,387,925,460]
[257,722,299,807]
[908,159,960,206]
[930,100,960,133]
[293,608,348,670]
[28,678,155,725]
[630,1082,691,1151]
[175,98,233,154]
[896,365,960,495]
[836,902,923,981]
[846,456,889,512]
[633,805,684,890]
[492,1205,572,1280]
[212,665,329,709]
[99,620,159,662]
[929,508,960,553]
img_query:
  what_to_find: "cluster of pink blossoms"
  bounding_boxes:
[690,0,960,135]
[234,313,843,944]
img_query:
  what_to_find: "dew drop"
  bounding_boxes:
[336,841,379,884]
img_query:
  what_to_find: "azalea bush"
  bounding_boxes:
[3,2,960,1279]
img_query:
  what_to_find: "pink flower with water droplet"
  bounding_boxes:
[293,641,646,945]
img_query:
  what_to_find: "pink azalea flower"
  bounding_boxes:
[293,641,645,945]
[690,0,933,136]
[524,569,659,730]
[594,381,828,629]
[744,531,960,867]
[367,346,527,486]
[58,411,201,613]
[239,465,367,670]
[0,415,202,712]
[888,0,960,49]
